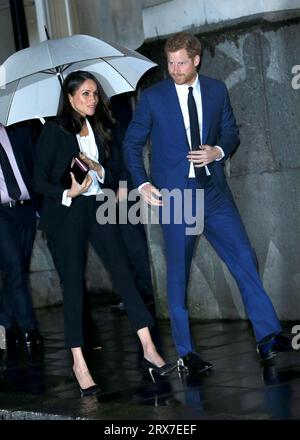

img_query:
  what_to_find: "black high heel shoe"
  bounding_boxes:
[141,358,177,383]
[72,371,101,398]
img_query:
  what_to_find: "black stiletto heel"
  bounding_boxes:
[141,358,177,383]
[72,371,101,397]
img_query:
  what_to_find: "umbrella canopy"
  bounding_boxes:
[0,34,157,126]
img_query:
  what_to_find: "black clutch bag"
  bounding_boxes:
[61,156,89,188]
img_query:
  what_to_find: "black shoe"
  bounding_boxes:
[273,332,295,352]
[257,332,295,362]
[141,358,177,383]
[177,352,213,373]
[19,329,44,348]
[72,371,101,398]
[257,335,277,361]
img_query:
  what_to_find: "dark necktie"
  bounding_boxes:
[187,86,208,185]
[0,142,21,200]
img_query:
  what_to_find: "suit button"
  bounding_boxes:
[184,174,188,178]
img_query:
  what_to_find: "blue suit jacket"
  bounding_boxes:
[123,75,239,200]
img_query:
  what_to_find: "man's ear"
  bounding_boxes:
[194,55,200,68]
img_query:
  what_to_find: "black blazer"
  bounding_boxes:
[33,120,119,234]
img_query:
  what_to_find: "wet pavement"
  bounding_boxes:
[0,293,300,422]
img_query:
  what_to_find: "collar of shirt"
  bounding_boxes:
[174,76,203,146]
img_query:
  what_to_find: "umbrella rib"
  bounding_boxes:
[45,43,55,74]
[102,58,134,89]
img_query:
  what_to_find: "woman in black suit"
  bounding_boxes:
[34,71,175,396]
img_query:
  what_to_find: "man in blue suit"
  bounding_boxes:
[123,32,290,371]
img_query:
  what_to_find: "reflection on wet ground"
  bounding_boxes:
[0,294,300,420]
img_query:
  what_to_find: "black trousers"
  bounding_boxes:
[47,196,154,348]
[0,202,38,331]
[118,200,153,298]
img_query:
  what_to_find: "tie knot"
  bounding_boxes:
[188,86,193,93]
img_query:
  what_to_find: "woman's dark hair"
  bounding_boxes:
[57,70,116,160]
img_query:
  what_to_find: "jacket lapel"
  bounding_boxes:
[165,77,213,147]
[94,132,103,162]
[199,75,213,145]
[165,80,189,148]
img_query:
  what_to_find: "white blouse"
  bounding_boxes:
[76,118,104,197]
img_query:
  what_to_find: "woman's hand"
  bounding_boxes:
[79,152,103,178]
[67,172,92,198]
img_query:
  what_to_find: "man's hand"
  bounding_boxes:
[140,183,163,206]
[67,173,92,198]
[187,145,222,167]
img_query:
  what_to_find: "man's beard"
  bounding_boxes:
[170,72,197,85]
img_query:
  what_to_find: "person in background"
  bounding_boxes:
[0,121,43,354]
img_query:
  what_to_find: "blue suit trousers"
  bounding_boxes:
[161,178,282,356]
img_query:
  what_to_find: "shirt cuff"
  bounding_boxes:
[214,146,225,161]
[96,165,105,184]
[62,189,72,207]
[138,182,150,192]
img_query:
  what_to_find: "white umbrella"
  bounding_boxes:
[0,34,157,126]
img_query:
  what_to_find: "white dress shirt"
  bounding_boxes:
[175,76,224,178]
